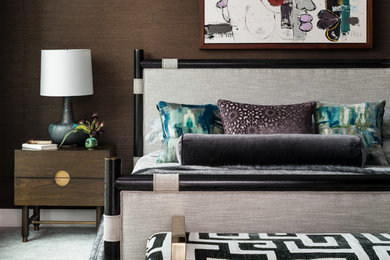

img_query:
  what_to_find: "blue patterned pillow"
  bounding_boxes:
[157,101,223,163]
[315,101,387,165]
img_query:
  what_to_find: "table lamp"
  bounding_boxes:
[40,49,94,145]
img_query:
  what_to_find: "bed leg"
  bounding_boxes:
[104,157,121,260]
[171,216,186,260]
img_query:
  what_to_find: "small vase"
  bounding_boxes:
[85,137,98,150]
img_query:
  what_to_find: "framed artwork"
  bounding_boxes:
[199,0,372,49]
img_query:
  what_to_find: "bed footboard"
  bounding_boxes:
[122,189,390,260]
[104,158,390,260]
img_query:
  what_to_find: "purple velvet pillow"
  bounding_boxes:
[217,99,316,134]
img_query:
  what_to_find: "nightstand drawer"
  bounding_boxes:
[15,149,110,178]
[14,178,104,206]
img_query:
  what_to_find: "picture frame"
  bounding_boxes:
[199,0,372,49]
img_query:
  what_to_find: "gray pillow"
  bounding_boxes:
[177,134,364,167]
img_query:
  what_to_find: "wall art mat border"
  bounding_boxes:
[199,0,372,49]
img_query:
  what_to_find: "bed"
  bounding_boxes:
[102,50,390,260]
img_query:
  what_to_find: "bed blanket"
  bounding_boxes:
[146,232,390,260]
[133,165,390,175]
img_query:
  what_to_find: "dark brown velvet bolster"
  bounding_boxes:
[177,134,364,167]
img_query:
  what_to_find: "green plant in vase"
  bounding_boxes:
[59,113,104,150]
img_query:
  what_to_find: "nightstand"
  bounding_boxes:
[14,146,113,242]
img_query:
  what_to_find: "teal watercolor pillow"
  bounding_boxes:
[315,101,388,165]
[157,101,223,163]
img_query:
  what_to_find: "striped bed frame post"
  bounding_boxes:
[104,157,121,260]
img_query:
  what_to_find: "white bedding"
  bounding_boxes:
[132,150,179,173]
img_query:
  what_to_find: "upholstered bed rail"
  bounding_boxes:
[115,174,390,191]
[105,157,390,260]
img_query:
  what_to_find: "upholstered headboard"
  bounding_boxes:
[133,50,390,161]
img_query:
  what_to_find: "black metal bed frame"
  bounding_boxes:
[103,49,390,260]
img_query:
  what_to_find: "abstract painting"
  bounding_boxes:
[200,0,372,49]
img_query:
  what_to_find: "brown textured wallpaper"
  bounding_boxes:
[0,0,389,207]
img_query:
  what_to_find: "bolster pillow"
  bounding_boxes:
[176,134,364,166]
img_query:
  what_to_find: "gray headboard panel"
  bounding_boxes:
[143,67,390,155]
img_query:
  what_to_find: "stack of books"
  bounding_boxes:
[22,140,58,151]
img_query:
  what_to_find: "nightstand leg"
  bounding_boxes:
[96,206,103,229]
[33,206,40,231]
[22,206,29,242]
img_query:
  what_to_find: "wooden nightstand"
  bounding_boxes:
[14,146,113,242]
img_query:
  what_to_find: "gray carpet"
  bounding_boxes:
[0,226,96,260]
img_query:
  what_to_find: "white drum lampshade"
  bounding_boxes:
[40,49,94,145]
[40,49,93,96]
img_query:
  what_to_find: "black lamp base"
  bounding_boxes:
[48,97,88,145]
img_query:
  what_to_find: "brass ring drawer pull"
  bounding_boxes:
[54,170,70,186]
